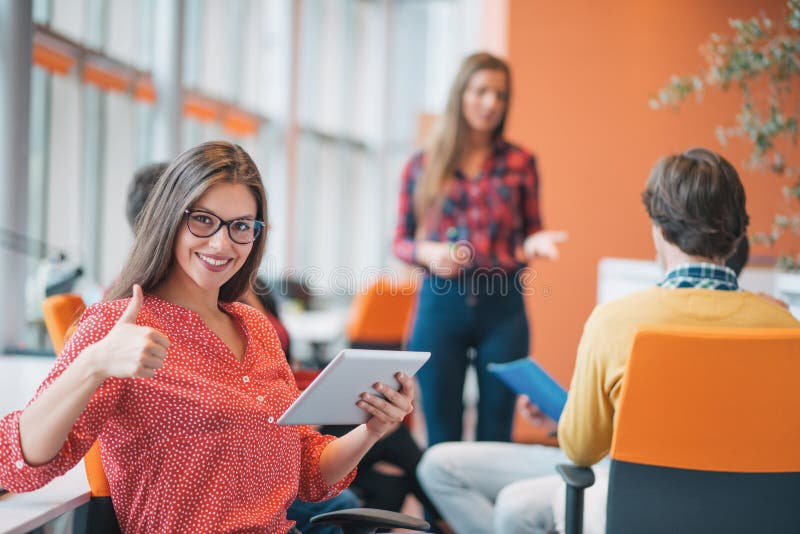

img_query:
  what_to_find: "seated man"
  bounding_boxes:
[417,148,800,533]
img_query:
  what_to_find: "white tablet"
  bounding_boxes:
[277,349,430,425]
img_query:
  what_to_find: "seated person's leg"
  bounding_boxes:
[287,488,361,534]
[351,463,412,512]
[495,475,561,534]
[320,424,438,516]
[417,441,569,534]
[371,423,444,523]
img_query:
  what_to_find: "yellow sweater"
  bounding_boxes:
[557,287,800,466]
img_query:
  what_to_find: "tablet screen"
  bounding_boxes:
[278,349,430,425]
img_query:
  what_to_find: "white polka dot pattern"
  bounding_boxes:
[0,294,355,533]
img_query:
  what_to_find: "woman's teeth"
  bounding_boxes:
[198,253,229,266]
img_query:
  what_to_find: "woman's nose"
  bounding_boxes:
[482,91,499,109]
[209,225,234,249]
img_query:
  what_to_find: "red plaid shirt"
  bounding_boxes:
[393,140,542,272]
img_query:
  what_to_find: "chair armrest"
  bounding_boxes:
[556,464,595,489]
[310,507,429,533]
[556,464,595,534]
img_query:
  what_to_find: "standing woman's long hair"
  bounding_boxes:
[105,141,268,303]
[414,52,511,222]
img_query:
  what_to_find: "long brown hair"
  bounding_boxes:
[106,141,268,303]
[414,52,511,222]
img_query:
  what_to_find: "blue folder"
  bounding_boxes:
[487,357,568,421]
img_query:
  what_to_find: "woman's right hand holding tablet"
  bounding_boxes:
[85,284,170,380]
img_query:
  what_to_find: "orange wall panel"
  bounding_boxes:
[506,0,798,385]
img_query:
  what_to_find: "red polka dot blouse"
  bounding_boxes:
[0,294,355,533]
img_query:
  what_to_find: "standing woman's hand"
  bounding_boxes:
[523,230,568,261]
[85,284,170,380]
[358,372,415,439]
[415,240,472,277]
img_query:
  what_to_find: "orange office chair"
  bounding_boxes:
[42,293,429,534]
[41,293,85,354]
[346,277,418,350]
[557,325,800,534]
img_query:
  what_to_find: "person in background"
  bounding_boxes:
[393,51,566,446]
[129,161,362,534]
[416,148,800,533]
[125,162,169,231]
[0,141,415,533]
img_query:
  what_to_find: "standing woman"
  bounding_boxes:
[394,52,564,446]
[0,141,415,533]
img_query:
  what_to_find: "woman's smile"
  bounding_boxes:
[195,252,233,272]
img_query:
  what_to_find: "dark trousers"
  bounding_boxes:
[408,273,529,445]
[287,488,361,534]
[320,424,441,523]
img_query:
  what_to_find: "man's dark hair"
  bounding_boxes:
[642,148,749,260]
[126,162,168,230]
[725,235,749,276]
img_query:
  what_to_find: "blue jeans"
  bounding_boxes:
[287,489,361,534]
[408,273,529,445]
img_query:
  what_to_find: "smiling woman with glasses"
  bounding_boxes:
[0,141,416,534]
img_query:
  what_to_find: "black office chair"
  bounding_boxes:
[311,508,428,533]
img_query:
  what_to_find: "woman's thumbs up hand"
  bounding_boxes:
[86,285,170,380]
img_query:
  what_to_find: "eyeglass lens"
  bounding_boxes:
[186,211,260,244]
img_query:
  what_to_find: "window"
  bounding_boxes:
[11,0,485,353]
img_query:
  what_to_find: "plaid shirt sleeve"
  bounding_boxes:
[521,154,543,236]
[392,153,424,264]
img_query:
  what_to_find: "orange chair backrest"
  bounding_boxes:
[611,325,800,473]
[41,293,85,354]
[83,442,111,496]
[42,293,111,497]
[346,277,418,345]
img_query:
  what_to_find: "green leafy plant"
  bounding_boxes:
[650,0,800,270]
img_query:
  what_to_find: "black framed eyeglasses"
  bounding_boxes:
[184,209,265,245]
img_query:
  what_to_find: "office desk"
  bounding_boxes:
[281,307,350,365]
[0,463,89,534]
[0,355,90,534]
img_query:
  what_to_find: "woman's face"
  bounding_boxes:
[461,68,508,134]
[170,182,257,294]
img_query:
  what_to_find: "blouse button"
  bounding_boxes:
[256,395,265,402]
[242,376,250,383]
[267,416,275,423]
[15,460,24,469]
